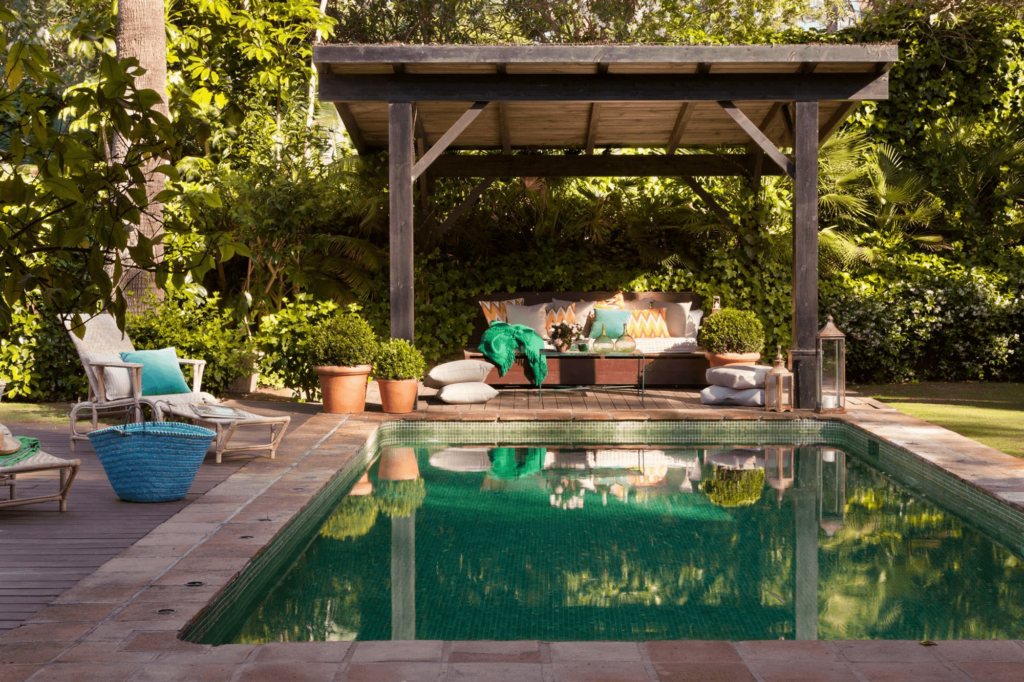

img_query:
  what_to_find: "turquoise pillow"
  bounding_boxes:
[120,347,191,396]
[590,309,632,339]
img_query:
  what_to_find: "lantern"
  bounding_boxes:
[819,448,847,537]
[816,315,846,414]
[764,445,794,507]
[765,346,794,412]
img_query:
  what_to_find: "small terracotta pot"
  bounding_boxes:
[315,365,371,414]
[377,378,420,414]
[378,447,420,481]
[706,352,762,368]
[350,472,374,496]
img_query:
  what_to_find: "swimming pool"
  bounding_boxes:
[185,421,1024,644]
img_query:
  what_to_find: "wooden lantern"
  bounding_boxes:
[765,346,794,413]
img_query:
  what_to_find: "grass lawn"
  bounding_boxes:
[854,382,1024,459]
[0,401,74,424]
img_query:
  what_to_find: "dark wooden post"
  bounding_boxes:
[791,100,819,408]
[389,102,415,341]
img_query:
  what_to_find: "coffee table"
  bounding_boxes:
[538,350,647,405]
[162,405,290,464]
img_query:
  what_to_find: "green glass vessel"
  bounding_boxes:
[614,324,636,353]
[592,323,615,354]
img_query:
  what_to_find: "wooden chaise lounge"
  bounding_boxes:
[463,291,710,387]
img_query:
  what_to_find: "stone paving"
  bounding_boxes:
[2,392,1024,681]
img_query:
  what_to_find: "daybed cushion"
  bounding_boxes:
[479,298,524,325]
[706,365,772,390]
[540,337,698,354]
[437,382,499,405]
[627,309,671,338]
[505,302,549,338]
[424,360,495,389]
[85,352,134,400]
[651,301,692,337]
[700,385,765,407]
[552,299,597,335]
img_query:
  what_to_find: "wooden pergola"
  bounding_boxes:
[313,44,897,407]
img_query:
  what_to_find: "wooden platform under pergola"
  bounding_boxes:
[313,44,897,407]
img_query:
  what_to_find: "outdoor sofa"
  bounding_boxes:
[463,291,710,386]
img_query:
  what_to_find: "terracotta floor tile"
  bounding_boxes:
[57,641,157,663]
[954,661,1024,682]
[931,640,1024,662]
[24,603,117,623]
[747,659,858,682]
[340,662,441,682]
[121,631,201,652]
[0,622,94,643]
[128,662,238,682]
[0,665,41,682]
[0,642,69,665]
[447,662,544,682]
[652,661,756,682]
[27,662,142,682]
[833,640,941,662]
[350,640,443,663]
[233,662,339,682]
[736,640,836,661]
[448,640,541,663]
[549,642,642,662]
[645,641,741,663]
[852,662,962,682]
[255,641,351,662]
[549,661,649,682]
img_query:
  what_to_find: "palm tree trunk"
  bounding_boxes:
[116,0,168,311]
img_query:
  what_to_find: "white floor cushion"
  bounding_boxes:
[437,382,499,405]
[700,385,765,407]
[706,365,771,390]
[424,360,495,389]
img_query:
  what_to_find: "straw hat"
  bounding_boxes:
[0,424,21,456]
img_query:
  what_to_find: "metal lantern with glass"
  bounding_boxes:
[765,346,794,412]
[815,315,846,414]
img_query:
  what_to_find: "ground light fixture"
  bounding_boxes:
[816,315,846,414]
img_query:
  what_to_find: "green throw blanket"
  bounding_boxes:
[489,447,545,480]
[479,321,548,387]
[0,437,40,468]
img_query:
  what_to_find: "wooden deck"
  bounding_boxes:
[0,400,318,632]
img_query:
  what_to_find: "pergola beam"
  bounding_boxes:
[586,104,602,154]
[666,103,694,155]
[320,72,889,103]
[435,177,497,239]
[682,177,739,232]
[427,154,771,178]
[412,101,489,180]
[719,101,795,177]
[334,102,367,156]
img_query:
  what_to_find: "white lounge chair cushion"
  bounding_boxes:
[0,450,73,474]
[700,385,765,407]
[437,382,499,405]
[85,352,134,400]
[705,365,772,390]
[424,360,495,389]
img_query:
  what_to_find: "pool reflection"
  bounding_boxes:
[233,444,1024,643]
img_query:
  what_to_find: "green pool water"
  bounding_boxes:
[189,421,1024,643]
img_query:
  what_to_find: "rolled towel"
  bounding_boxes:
[705,364,771,390]
[700,385,765,407]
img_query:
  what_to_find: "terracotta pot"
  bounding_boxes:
[377,378,420,414]
[315,365,371,414]
[378,447,419,481]
[350,472,373,496]
[706,352,762,368]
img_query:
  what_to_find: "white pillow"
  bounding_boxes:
[700,385,765,407]
[505,302,549,338]
[705,365,771,390]
[688,309,704,337]
[552,299,597,335]
[85,352,133,400]
[424,360,494,389]
[437,382,499,405]
[651,301,693,337]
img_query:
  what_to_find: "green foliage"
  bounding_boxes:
[125,289,255,396]
[701,466,767,508]
[373,339,426,381]
[374,478,426,518]
[697,308,766,355]
[319,495,379,541]
[255,295,341,400]
[0,300,86,401]
[308,311,378,368]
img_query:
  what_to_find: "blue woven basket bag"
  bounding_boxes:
[87,408,216,503]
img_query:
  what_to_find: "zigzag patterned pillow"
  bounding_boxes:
[479,298,524,324]
[545,302,577,332]
[627,308,671,339]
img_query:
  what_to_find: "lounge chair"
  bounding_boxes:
[1,425,80,511]
[63,313,215,450]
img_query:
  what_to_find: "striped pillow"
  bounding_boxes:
[596,291,626,309]
[627,309,671,339]
[545,302,576,332]
[479,298,524,324]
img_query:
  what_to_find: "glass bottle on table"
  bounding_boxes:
[613,323,636,353]
[592,324,615,354]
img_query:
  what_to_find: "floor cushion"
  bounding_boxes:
[700,385,765,407]
[424,360,495,389]
[437,382,499,404]
[706,365,771,390]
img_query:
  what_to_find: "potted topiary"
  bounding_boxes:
[698,307,765,367]
[309,313,378,414]
[373,339,426,414]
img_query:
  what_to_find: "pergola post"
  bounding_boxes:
[791,101,819,408]
[389,102,415,342]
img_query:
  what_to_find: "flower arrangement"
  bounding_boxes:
[549,321,583,351]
